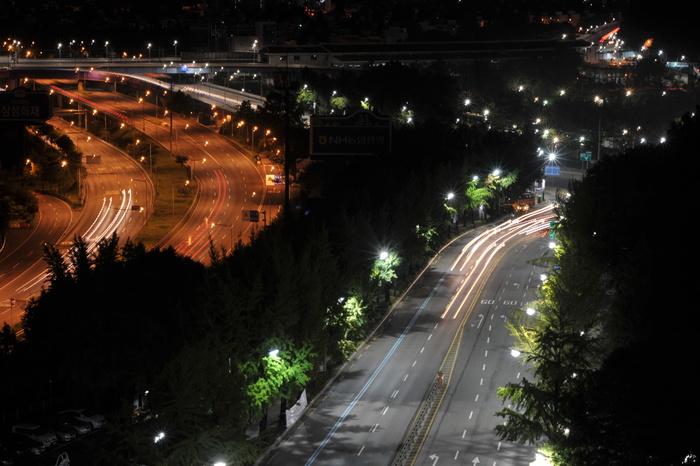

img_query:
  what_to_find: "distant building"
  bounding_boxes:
[261,39,592,69]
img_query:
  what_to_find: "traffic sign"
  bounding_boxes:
[310,110,391,157]
[544,165,560,175]
[580,151,592,161]
[0,87,52,123]
[243,209,260,222]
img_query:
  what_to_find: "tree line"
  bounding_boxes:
[496,109,699,465]
[1,64,543,465]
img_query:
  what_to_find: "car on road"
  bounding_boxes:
[58,409,106,429]
[10,423,57,448]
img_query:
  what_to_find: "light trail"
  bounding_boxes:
[15,190,136,294]
[442,206,557,320]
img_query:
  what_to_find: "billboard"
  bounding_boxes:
[0,87,53,123]
[310,111,391,157]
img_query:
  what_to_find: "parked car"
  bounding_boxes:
[39,450,71,466]
[58,409,106,429]
[10,423,57,448]
[0,433,45,458]
[49,413,92,436]
[0,444,14,465]
[41,418,77,443]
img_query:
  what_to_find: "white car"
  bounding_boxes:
[58,409,106,429]
[10,423,57,448]
[41,451,71,466]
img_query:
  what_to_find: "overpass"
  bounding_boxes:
[1,64,267,114]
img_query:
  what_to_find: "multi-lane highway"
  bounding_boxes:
[49,80,269,263]
[1,76,272,324]
[261,204,557,466]
[0,116,153,323]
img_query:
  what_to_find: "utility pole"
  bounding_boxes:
[284,53,291,219]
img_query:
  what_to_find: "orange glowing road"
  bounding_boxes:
[174,168,228,258]
[45,80,268,264]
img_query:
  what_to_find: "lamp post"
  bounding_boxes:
[173,40,178,58]
[131,177,150,214]
[191,140,208,181]
[9,298,15,328]
[446,192,457,235]
[594,95,604,162]
[58,159,68,195]
[147,43,152,61]
[139,96,146,130]
[212,223,234,253]
[251,125,258,158]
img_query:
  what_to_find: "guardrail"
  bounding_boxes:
[393,373,445,466]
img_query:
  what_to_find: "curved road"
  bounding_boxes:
[50,80,269,264]
[0,117,154,326]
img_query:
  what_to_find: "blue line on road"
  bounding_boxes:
[305,272,448,465]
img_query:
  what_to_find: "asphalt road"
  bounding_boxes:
[58,82,269,264]
[0,116,153,324]
[261,204,557,466]
[413,222,550,465]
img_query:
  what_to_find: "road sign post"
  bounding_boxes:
[0,87,53,123]
[310,110,391,158]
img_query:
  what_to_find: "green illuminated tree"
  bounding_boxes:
[371,251,400,302]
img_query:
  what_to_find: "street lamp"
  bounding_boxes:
[57,43,62,59]
[594,95,604,161]
[147,43,152,60]
[212,222,234,253]
[173,40,178,58]
[139,96,146,130]
[446,192,457,234]
[251,125,258,157]
[191,140,209,180]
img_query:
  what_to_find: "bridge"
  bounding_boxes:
[1,60,268,114]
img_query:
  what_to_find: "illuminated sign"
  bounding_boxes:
[310,111,391,157]
[0,88,52,122]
